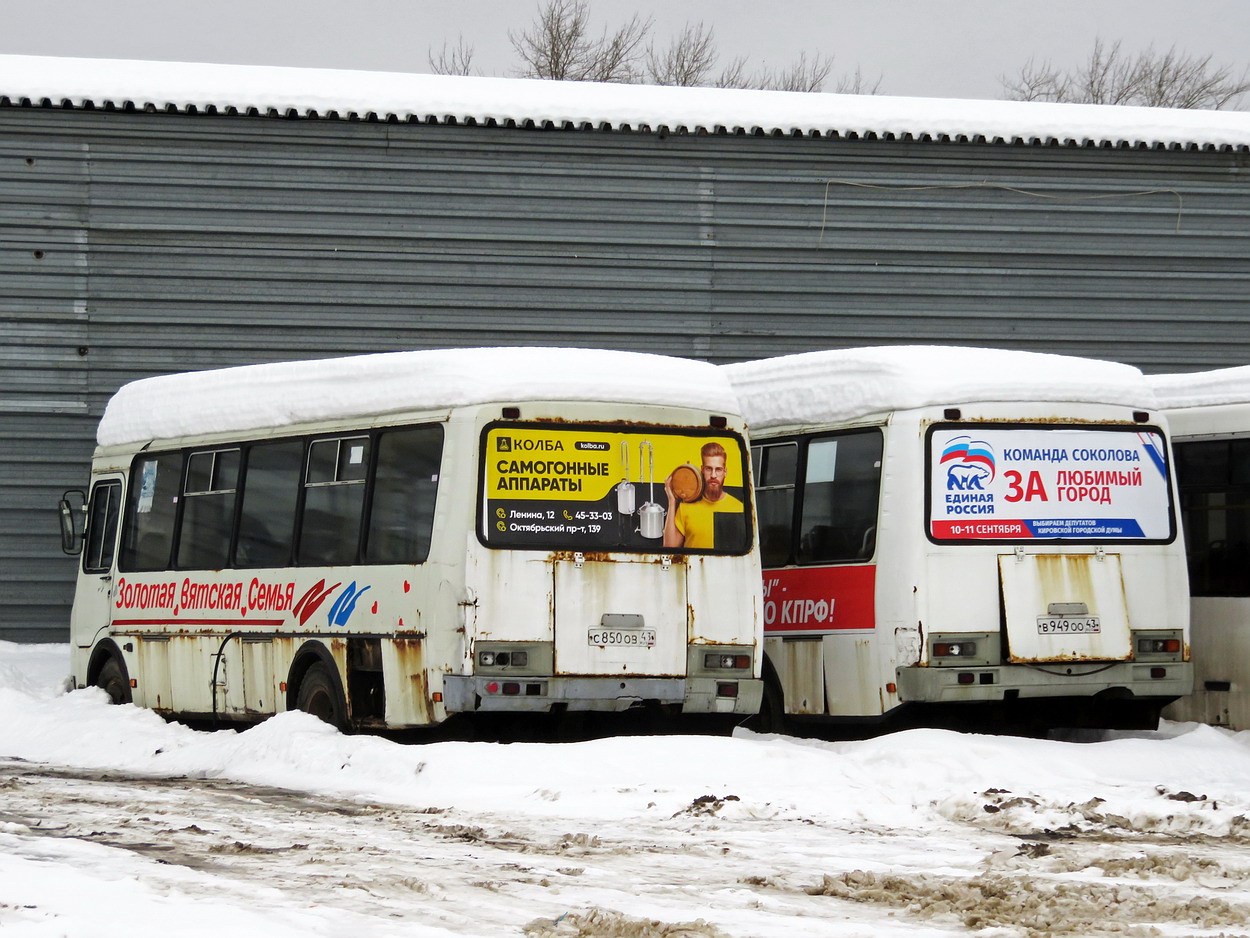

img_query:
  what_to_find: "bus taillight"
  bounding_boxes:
[704,654,751,670]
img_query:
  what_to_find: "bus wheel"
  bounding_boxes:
[95,655,132,705]
[745,675,787,735]
[296,662,348,732]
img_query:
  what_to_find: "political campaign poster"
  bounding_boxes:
[928,426,1174,542]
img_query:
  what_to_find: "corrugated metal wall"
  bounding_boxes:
[2,106,1248,640]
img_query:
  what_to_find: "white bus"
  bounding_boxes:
[1151,365,1250,731]
[59,348,763,733]
[724,346,1192,734]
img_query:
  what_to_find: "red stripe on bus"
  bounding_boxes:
[111,618,286,627]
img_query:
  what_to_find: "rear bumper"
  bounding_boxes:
[442,674,763,716]
[896,661,1192,703]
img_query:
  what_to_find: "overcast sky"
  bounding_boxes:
[3,0,1249,101]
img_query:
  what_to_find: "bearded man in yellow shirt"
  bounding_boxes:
[663,441,743,550]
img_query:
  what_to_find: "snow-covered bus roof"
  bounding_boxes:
[2,54,1249,152]
[96,347,738,448]
[1148,365,1250,409]
[723,346,1154,431]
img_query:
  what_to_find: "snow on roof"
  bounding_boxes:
[96,347,738,447]
[722,346,1153,431]
[1148,365,1250,409]
[3,53,1250,151]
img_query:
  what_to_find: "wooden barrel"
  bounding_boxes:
[669,464,704,502]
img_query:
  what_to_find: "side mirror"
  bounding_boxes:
[59,489,86,555]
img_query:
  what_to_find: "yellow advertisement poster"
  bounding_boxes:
[481,424,750,554]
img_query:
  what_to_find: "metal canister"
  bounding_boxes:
[637,440,665,539]
[638,500,665,539]
[616,440,636,514]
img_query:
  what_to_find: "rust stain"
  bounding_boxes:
[922,416,1154,427]
[551,551,617,564]
[393,637,430,724]
[524,417,736,429]
[547,551,688,565]
[1010,555,1105,665]
[1011,652,1108,663]
[1034,554,1097,608]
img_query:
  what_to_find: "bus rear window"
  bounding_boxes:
[480,423,751,555]
[927,424,1175,543]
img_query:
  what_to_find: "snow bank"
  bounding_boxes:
[723,345,1153,430]
[7,642,1250,937]
[97,347,736,447]
[3,642,1250,839]
[1149,364,1250,409]
[2,53,1249,150]
[0,642,70,699]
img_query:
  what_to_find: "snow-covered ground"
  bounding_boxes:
[3,641,1250,938]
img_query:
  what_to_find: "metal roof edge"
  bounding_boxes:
[1,53,1248,152]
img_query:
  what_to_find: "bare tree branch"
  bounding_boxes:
[509,0,651,83]
[715,52,877,94]
[832,66,883,96]
[501,5,883,95]
[585,12,650,83]
[428,35,476,77]
[1001,38,1249,109]
[646,21,718,87]
[509,0,586,80]
[714,56,752,90]
[755,51,835,93]
[1001,56,1070,102]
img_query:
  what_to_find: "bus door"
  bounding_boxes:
[998,550,1132,662]
[551,555,687,677]
[71,476,124,649]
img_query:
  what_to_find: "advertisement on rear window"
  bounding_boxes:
[480,423,751,554]
[927,425,1174,542]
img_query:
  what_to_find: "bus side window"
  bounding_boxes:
[798,430,883,565]
[235,440,302,568]
[177,449,240,569]
[754,442,797,567]
[298,436,370,566]
[119,452,183,572]
[1176,438,1250,597]
[366,425,444,564]
[83,480,122,574]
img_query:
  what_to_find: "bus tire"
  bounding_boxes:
[95,655,132,705]
[745,673,787,735]
[295,662,348,732]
